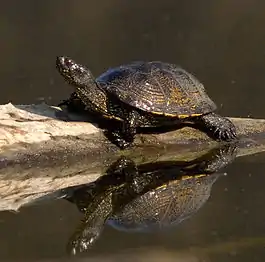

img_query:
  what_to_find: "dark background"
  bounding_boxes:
[1,1,265,261]
[1,1,265,118]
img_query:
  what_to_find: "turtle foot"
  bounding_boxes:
[105,129,134,150]
[198,112,237,142]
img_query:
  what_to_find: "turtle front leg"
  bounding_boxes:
[193,112,237,141]
[106,111,139,149]
[105,129,132,149]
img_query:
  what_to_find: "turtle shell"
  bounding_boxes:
[97,61,217,117]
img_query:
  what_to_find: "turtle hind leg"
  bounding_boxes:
[193,112,237,141]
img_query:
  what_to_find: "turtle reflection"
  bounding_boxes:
[65,143,237,254]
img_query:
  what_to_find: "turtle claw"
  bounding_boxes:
[214,120,237,142]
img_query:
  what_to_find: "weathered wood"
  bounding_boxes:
[0,103,265,211]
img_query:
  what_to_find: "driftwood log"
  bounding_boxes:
[0,103,265,211]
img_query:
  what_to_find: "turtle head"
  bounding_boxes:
[56,56,94,87]
[56,56,108,114]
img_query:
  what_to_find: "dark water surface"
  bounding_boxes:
[1,1,265,261]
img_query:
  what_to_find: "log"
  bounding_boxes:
[0,102,265,211]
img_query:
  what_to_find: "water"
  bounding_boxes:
[1,1,265,261]
[1,153,265,261]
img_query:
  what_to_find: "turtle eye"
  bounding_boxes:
[65,59,84,73]
[56,56,77,71]
[64,58,77,70]
[64,58,72,67]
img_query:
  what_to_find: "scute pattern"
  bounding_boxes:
[96,61,217,116]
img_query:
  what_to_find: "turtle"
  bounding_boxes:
[64,143,237,254]
[56,56,237,149]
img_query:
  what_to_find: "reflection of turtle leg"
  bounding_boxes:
[184,143,238,174]
[107,156,148,194]
[106,156,137,175]
[194,112,237,141]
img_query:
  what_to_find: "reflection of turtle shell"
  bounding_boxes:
[107,173,220,232]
